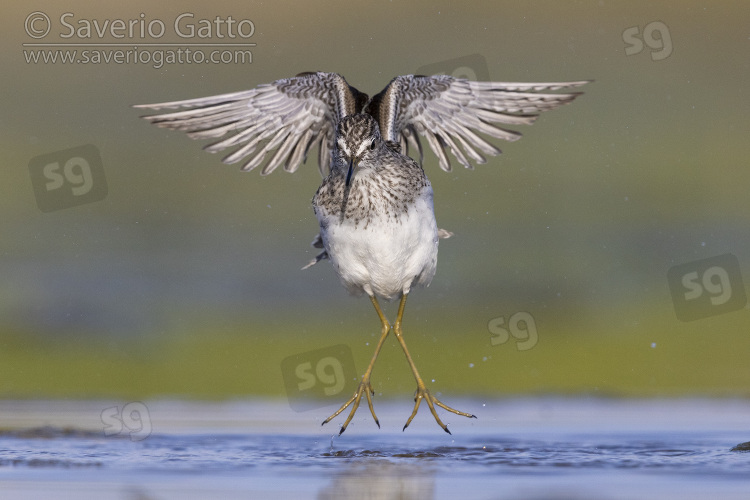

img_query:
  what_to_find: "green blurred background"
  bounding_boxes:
[2,1,748,400]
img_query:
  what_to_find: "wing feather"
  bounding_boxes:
[370,75,589,170]
[137,72,588,175]
[135,72,363,176]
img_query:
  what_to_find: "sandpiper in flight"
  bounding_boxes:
[136,72,588,435]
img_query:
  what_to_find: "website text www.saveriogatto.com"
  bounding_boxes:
[22,11,256,69]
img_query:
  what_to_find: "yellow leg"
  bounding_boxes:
[322,295,391,435]
[393,293,477,435]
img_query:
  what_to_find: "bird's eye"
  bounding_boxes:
[369,141,376,151]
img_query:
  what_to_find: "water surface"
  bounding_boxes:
[1,398,749,499]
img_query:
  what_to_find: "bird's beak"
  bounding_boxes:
[345,158,355,187]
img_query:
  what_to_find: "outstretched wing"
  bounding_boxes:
[134,72,368,176]
[366,75,590,172]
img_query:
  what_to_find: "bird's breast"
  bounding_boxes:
[313,175,438,299]
[314,168,430,229]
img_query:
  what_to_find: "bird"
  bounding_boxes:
[135,72,589,435]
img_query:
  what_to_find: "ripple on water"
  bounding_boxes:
[0,428,746,473]
[1,399,750,499]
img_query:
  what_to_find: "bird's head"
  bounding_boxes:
[335,114,383,187]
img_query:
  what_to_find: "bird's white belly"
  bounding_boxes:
[321,197,438,300]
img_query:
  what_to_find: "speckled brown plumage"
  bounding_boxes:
[313,115,429,229]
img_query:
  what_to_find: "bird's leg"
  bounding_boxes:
[393,293,477,435]
[322,294,391,435]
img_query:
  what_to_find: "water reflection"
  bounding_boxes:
[318,460,434,500]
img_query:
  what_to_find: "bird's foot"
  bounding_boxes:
[321,379,379,435]
[403,385,476,435]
